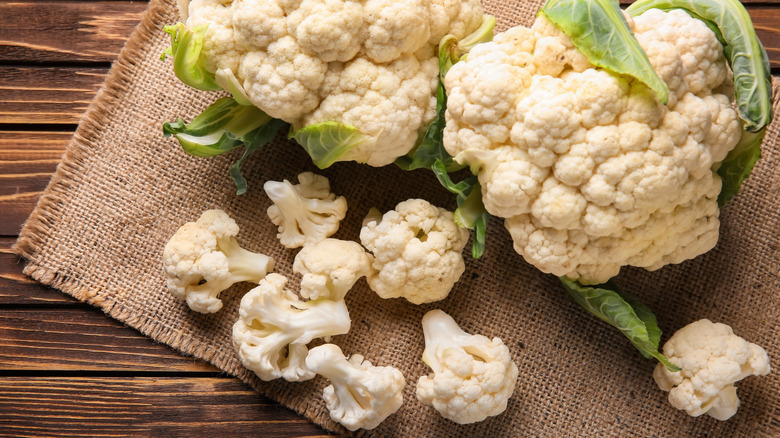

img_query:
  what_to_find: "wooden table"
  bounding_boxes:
[1,1,778,436]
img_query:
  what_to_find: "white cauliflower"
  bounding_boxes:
[232,273,351,381]
[264,172,347,248]
[179,0,486,166]
[162,209,274,313]
[305,344,405,431]
[653,319,771,421]
[416,309,519,424]
[443,10,743,284]
[360,199,469,304]
[292,238,375,301]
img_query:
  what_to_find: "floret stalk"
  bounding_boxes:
[420,310,472,371]
[216,236,274,283]
[307,351,372,409]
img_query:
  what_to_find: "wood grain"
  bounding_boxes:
[0,132,70,235]
[0,66,107,125]
[0,308,218,372]
[0,377,333,437]
[0,237,78,304]
[0,1,147,63]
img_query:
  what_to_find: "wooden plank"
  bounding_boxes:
[0,1,147,63]
[0,66,107,125]
[0,377,330,437]
[0,132,70,236]
[0,306,219,372]
[0,237,79,304]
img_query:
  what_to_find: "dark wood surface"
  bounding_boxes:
[1,0,778,436]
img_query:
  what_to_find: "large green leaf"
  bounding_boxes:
[559,277,680,371]
[288,122,371,169]
[541,0,669,104]
[163,97,286,194]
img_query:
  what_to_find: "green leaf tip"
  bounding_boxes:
[163,97,286,194]
[288,122,370,169]
[559,277,681,372]
[541,0,670,105]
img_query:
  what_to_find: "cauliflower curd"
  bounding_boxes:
[180,0,485,166]
[444,10,742,284]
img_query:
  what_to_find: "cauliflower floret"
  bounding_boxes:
[653,319,771,420]
[306,344,405,430]
[232,273,351,381]
[443,11,741,284]
[162,209,274,313]
[416,310,519,424]
[302,54,439,166]
[360,199,469,304]
[286,0,364,63]
[239,37,327,121]
[264,172,347,249]
[292,238,375,301]
[181,0,486,166]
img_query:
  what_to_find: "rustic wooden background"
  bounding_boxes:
[1,0,778,436]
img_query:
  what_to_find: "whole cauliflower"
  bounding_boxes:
[653,319,771,421]
[306,344,405,430]
[360,199,469,304]
[163,209,275,313]
[416,309,519,424]
[293,238,375,301]
[179,0,485,166]
[264,172,347,248]
[443,10,742,284]
[232,273,351,381]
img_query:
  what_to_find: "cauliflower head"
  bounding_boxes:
[416,309,519,424]
[360,199,469,304]
[232,273,351,381]
[293,238,375,301]
[653,319,771,421]
[443,10,742,284]
[180,0,485,166]
[306,344,405,430]
[264,172,347,248]
[162,209,275,313]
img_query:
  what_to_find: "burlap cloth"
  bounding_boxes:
[13,0,779,436]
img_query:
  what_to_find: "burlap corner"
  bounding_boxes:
[13,0,780,436]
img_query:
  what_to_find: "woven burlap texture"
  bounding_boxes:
[13,0,779,436]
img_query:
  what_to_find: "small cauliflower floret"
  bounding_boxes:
[293,238,374,301]
[443,11,742,284]
[264,172,347,249]
[416,310,519,424]
[232,273,351,382]
[360,199,469,304]
[163,209,274,313]
[305,344,405,431]
[178,0,486,166]
[653,319,771,421]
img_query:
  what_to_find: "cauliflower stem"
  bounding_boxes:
[161,22,220,91]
